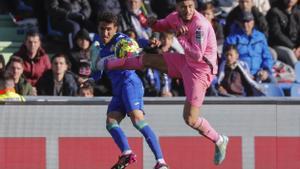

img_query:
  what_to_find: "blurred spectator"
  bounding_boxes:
[36,53,78,96]
[119,0,153,39]
[46,0,95,41]
[0,54,5,75]
[200,2,224,56]
[6,56,36,96]
[224,0,269,37]
[88,0,122,24]
[217,45,264,96]
[252,0,270,15]
[214,0,239,16]
[223,11,274,83]
[151,0,176,19]
[68,28,92,74]
[78,82,94,97]
[266,0,300,67]
[76,60,95,88]
[14,30,51,86]
[0,73,25,101]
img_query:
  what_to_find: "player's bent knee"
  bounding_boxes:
[133,120,148,130]
[106,122,119,131]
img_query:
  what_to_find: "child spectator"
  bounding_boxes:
[217,45,263,96]
[78,82,94,97]
[0,73,25,101]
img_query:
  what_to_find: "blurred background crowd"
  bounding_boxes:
[0,0,300,98]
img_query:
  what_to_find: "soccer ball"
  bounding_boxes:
[114,38,140,58]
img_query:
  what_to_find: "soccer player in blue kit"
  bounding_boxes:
[94,12,169,169]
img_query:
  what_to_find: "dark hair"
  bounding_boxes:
[79,82,94,94]
[6,56,24,68]
[224,45,238,55]
[176,0,196,4]
[51,53,71,67]
[97,12,119,26]
[200,2,215,11]
[25,29,41,41]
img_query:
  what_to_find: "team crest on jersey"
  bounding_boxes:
[195,27,204,45]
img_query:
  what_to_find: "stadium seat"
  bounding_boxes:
[259,83,285,97]
[295,61,300,83]
[290,83,300,97]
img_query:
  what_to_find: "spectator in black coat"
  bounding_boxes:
[37,53,78,96]
[266,0,300,67]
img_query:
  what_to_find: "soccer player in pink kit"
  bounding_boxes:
[98,0,229,165]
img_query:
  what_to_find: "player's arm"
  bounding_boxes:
[177,25,211,62]
[149,16,172,32]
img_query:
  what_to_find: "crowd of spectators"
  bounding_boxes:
[1,0,300,98]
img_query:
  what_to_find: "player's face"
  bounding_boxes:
[98,22,118,44]
[176,0,196,21]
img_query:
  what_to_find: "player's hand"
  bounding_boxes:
[147,16,157,27]
[175,25,188,36]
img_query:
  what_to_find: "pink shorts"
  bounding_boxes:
[163,52,213,107]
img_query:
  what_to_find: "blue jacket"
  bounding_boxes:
[224,25,274,76]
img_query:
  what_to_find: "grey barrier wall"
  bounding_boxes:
[0,97,300,169]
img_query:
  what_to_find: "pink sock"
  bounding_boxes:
[193,117,219,143]
[106,55,144,70]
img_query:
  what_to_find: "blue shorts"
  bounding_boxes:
[107,78,144,115]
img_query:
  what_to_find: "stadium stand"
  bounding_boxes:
[259,83,284,97]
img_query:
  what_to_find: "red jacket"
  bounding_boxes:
[14,45,51,86]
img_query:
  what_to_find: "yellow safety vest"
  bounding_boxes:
[0,88,25,102]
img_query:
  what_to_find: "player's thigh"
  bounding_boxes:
[107,96,126,119]
[181,66,213,108]
[162,52,186,78]
[107,111,126,124]
[143,53,168,73]
[122,80,144,115]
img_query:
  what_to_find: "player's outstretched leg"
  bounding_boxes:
[107,122,137,168]
[131,114,169,169]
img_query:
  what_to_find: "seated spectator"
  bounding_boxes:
[119,0,153,40]
[0,54,5,75]
[36,53,78,96]
[200,2,224,56]
[252,0,270,15]
[0,73,25,102]
[76,60,95,88]
[68,28,92,74]
[78,82,94,97]
[217,45,264,96]
[223,11,274,83]
[224,0,269,37]
[88,0,122,24]
[14,30,51,87]
[6,56,36,96]
[46,0,95,43]
[266,0,300,67]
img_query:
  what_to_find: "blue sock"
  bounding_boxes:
[134,120,163,160]
[107,123,131,153]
